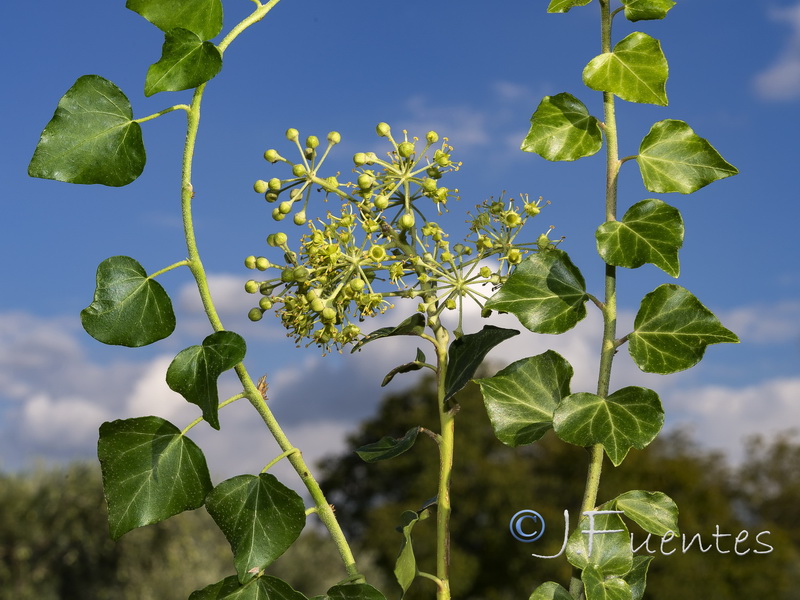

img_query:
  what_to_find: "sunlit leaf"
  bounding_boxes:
[189,575,309,600]
[581,566,632,600]
[28,75,145,187]
[548,0,593,13]
[628,284,739,373]
[521,93,602,161]
[395,508,430,596]
[356,427,421,463]
[98,416,213,540]
[127,0,223,40]
[612,490,679,536]
[381,348,426,387]
[621,0,676,21]
[352,314,426,352]
[567,511,632,575]
[445,326,519,401]
[80,256,175,347]
[625,556,653,600]
[145,28,223,96]
[528,581,575,600]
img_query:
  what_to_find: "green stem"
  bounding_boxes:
[134,104,191,124]
[433,324,453,600]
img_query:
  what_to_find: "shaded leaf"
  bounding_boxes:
[595,199,683,277]
[395,509,430,596]
[81,256,176,347]
[381,348,426,387]
[189,575,309,600]
[477,351,573,446]
[583,32,668,105]
[628,284,739,373]
[28,75,145,187]
[205,474,306,584]
[624,556,653,600]
[356,427,421,463]
[612,490,679,536]
[581,566,632,600]
[145,28,223,96]
[621,0,676,21]
[98,416,213,540]
[127,0,223,40]
[485,249,588,334]
[166,331,246,430]
[567,511,632,575]
[521,93,602,161]
[637,120,738,194]
[445,326,519,401]
[325,583,387,600]
[529,581,575,600]
[352,314,426,352]
[553,387,664,466]
[548,0,593,13]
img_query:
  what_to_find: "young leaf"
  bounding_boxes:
[583,32,668,106]
[356,427,421,463]
[621,0,676,21]
[166,331,246,430]
[624,556,654,600]
[127,0,223,40]
[485,249,588,334]
[612,490,680,536]
[145,28,223,96]
[548,0,593,13]
[395,509,430,596]
[189,575,309,600]
[528,581,575,600]
[566,511,632,575]
[444,326,520,401]
[581,566,632,600]
[637,120,738,194]
[521,93,603,161]
[477,350,573,447]
[628,284,739,373]
[98,416,213,540]
[205,474,306,584]
[553,387,664,466]
[28,75,145,187]
[595,198,684,277]
[351,314,426,352]
[325,583,387,600]
[81,256,176,347]
[381,348,427,387]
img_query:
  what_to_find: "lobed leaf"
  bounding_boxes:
[444,326,520,401]
[28,75,145,187]
[127,0,223,40]
[98,416,213,540]
[528,581,575,600]
[477,351,573,447]
[628,284,739,374]
[595,198,684,277]
[612,490,679,537]
[637,120,738,194]
[581,566,632,600]
[521,93,603,161]
[145,28,223,96]
[356,427,421,463]
[624,556,653,600]
[566,511,632,575]
[81,256,176,347]
[621,0,676,21]
[548,0,593,13]
[352,314,426,352]
[189,575,309,600]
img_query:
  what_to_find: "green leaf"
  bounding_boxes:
[166,331,246,430]
[445,326,520,401]
[521,93,603,161]
[628,284,739,374]
[477,351,573,447]
[127,0,223,40]
[621,0,676,21]
[553,387,664,466]
[624,556,653,600]
[145,28,223,96]
[581,566,632,600]
[583,32,668,106]
[356,427,421,463]
[81,256,176,347]
[637,120,739,194]
[529,581,575,600]
[395,509,430,596]
[205,474,306,584]
[352,314,426,352]
[381,349,426,387]
[28,75,145,187]
[190,575,309,600]
[567,511,632,575]
[325,583,387,600]
[612,490,679,536]
[595,199,684,277]
[97,416,213,540]
[548,0,592,13]
[485,249,588,334]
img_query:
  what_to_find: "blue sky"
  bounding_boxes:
[1,0,799,482]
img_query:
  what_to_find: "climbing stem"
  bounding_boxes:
[433,323,453,600]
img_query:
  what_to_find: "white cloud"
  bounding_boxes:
[722,300,800,344]
[754,3,800,101]
[21,393,111,450]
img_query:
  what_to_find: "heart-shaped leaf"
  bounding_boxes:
[166,331,246,430]
[621,0,676,21]
[595,199,684,277]
[127,0,223,40]
[521,93,603,161]
[325,583,387,600]
[445,326,520,401]
[581,566,631,600]
[190,575,309,600]
[28,75,145,187]
[566,511,632,575]
[583,32,668,106]
[637,120,739,194]
[395,508,430,597]
[528,581,574,600]
[205,474,306,584]
[81,256,176,347]
[477,350,573,447]
[145,28,223,96]
[548,0,592,13]
[628,284,739,373]
[553,387,664,466]
[485,249,588,334]
[356,427,421,463]
[611,490,679,536]
[625,556,654,600]
[98,416,213,540]
[352,313,426,352]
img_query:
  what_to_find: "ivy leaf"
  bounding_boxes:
[628,284,739,374]
[521,93,603,161]
[528,581,575,600]
[625,556,654,600]
[583,32,668,106]
[324,583,387,600]
[145,28,223,96]
[28,75,145,187]
[548,0,593,13]
[621,0,676,21]
[553,387,664,466]
[395,508,430,597]
[189,575,309,600]
[611,490,680,536]
[356,427,421,463]
[166,331,247,430]
[485,249,588,334]
[352,314,426,352]
[381,348,426,387]
[445,326,520,401]
[127,0,223,40]
[477,351,573,447]
[566,511,632,575]
[637,120,739,194]
[81,256,176,347]
[581,566,632,600]
[98,416,213,540]
[205,474,306,584]
[595,199,684,277]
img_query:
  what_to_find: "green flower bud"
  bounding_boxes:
[268,177,282,191]
[289,188,303,200]
[273,232,288,246]
[422,178,437,193]
[306,135,320,149]
[321,307,337,322]
[248,308,264,322]
[353,152,367,166]
[376,122,391,137]
[325,176,339,189]
[480,266,492,278]
[374,195,389,210]
[279,201,293,214]
[285,128,299,141]
[271,208,285,221]
[398,141,415,158]
[445,298,457,310]
[264,149,280,163]
[259,297,273,310]
[398,213,415,230]
[293,266,309,282]
[525,203,541,216]
[427,166,442,179]
[441,251,454,262]
[244,255,257,269]
[357,173,374,190]
[349,278,366,292]
[327,131,342,145]
[291,164,306,177]
[280,268,294,283]
[365,152,378,164]
[426,131,439,143]
[254,180,268,194]
[293,211,307,226]
[310,298,325,313]
[245,280,259,294]
[256,257,270,270]
[537,233,551,250]
[265,192,279,203]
